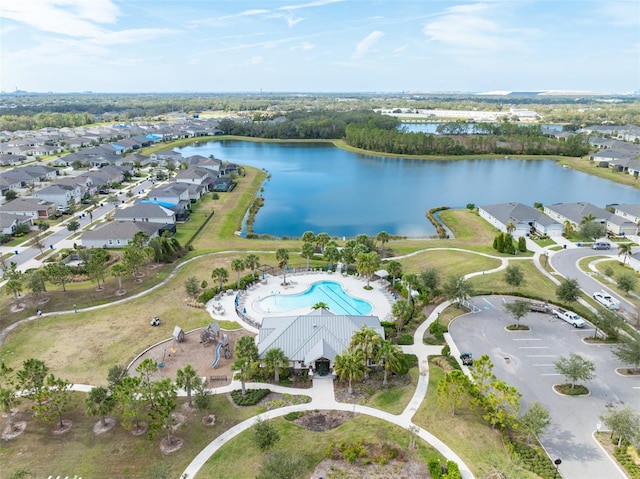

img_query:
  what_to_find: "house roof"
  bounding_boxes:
[545,202,611,223]
[81,220,160,242]
[257,310,383,363]
[0,198,55,212]
[614,204,640,218]
[480,202,544,224]
[0,212,32,229]
[113,203,175,220]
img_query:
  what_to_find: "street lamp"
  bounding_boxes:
[553,458,562,478]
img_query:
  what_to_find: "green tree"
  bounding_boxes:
[0,362,20,431]
[4,189,18,201]
[232,335,259,396]
[504,300,531,327]
[600,406,640,447]
[442,274,474,307]
[111,263,128,292]
[301,230,315,244]
[245,253,260,279]
[231,258,245,289]
[333,348,366,395]
[315,232,330,251]
[612,334,640,374]
[519,402,551,444]
[350,325,382,379]
[122,242,146,278]
[176,364,199,407]
[275,248,290,285]
[391,299,413,334]
[184,276,200,299]
[16,358,49,406]
[504,264,525,291]
[470,354,495,397]
[301,242,315,270]
[136,358,159,407]
[577,221,605,241]
[556,278,581,304]
[45,262,72,292]
[376,231,390,257]
[34,374,71,429]
[323,244,340,268]
[618,243,633,264]
[376,339,403,386]
[113,376,147,432]
[66,220,80,232]
[211,267,229,293]
[252,416,280,452]
[554,353,596,389]
[107,364,127,391]
[420,267,439,295]
[437,369,472,416]
[387,260,403,288]
[483,379,521,429]
[148,377,178,446]
[563,220,574,236]
[193,378,213,411]
[85,386,115,427]
[505,221,516,235]
[86,251,108,289]
[264,347,288,383]
[356,251,380,288]
[30,234,45,253]
[616,273,637,296]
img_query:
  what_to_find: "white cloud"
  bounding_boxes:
[291,41,315,51]
[286,15,305,27]
[423,3,511,52]
[0,0,119,37]
[393,44,408,54]
[595,1,640,27]
[279,0,343,12]
[353,31,384,58]
[243,56,263,66]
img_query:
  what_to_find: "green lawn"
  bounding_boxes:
[401,249,501,278]
[197,415,445,478]
[366,367,419,415]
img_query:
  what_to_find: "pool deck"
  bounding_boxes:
[206,271,395,331]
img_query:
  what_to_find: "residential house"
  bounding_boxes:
[35,183,82,209]
[612,204,640,235]
[606,214,638,236]
[150,149,183,166]
[543,202,611,228]
[148,183,190,205]
[183,155,221,175]
[0,212,34,235]
[113,202,176,226]
[256,309,384,376]
[0,154,25,166]
[20,165,58,182]
[80,221,160,249]
[0,198,56,219]
[211,177,235,192]
[478,202,563,237]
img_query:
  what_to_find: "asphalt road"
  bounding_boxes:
[450,295,638,479]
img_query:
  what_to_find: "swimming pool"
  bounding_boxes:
[259,281,372,315]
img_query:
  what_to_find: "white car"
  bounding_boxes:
[593,291,620,310]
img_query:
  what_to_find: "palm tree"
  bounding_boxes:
[111,263,128,293]
[376,231,390,257]
[356,251,380,288]
[264,348,288,383]
[333,349,366,395]
[301,230,315,244]
[619,243,633,264]
[245,254,260,280]
[301,242,315,270]
[563,220,574,236]
[350,325,382,379]
[391,299,413,334]
[85,385,114,427]
[386,260,402,288]
[376,340,403,386]
[276,248,289,285]
[232,336,259,396]
[315,232,330,252]
[211,267,229,293]
[581,213,597,225]
[231,258,245,289]
[505,221,516,235]
[176,364,199,407]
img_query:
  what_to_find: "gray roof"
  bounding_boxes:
[607,214,636,227]
[257,309,383,363]
[113,203,175,220]
[0,198,55,212]
[81,220,160,242]
[0,212,32,229]
[480,202,543,224]
[614,204,640,218]
[545,202,611,223]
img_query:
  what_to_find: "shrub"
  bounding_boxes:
[230,388,270,406]
[284,411,303,421]
[397,334,414,345]
[441,344,451,356]
[614,443,640,479]
[444,461,461,479]
[428,459,442,478]
[429,321,448,342]
[198,288,216,304]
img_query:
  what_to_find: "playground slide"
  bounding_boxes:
[211,342,223,368]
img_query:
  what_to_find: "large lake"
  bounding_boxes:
[177,141,640,238]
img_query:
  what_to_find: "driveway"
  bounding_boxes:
[450,295,637,479]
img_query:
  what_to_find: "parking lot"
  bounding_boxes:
[449,295,637,479]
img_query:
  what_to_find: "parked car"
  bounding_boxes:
[529,302,549,313]
[593,291,620,310]
[551,308,586,328]
[592,242,611,250]
[460,352,473,366]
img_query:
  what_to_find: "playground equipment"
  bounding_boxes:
[200,321,232,367]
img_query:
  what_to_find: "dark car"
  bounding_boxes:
[460,352,473,366]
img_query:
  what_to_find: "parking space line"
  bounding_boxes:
[482,297,496,309]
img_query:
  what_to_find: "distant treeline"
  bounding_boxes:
[0,112,96,132]
[218,111,400,139]
[344,122,590,157]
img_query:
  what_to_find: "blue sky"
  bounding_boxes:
[1,0,638,93]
